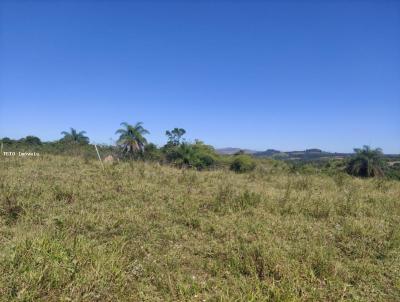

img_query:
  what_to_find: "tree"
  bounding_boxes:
[346,145,385,177]
[165,128,186,146]
[1,137,13,144]
[60,128,89,144]
[23,136,42,145]
[115,122,149,157]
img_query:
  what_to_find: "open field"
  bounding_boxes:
[1,155,400,301]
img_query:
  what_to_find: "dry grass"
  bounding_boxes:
[1,155,399,301]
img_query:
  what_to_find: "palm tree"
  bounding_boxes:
[60,128,89,144]
[115,122,149,156]
[346,145,385,177]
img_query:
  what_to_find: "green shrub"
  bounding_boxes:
[163,141,219,170]
[230,155,256,173]
[143,143,162,161]
[385,163,400,180]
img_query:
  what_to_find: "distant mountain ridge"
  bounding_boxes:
[215,147,258,155]
[216,147,399,160]
[254,149,352,160]
[216,147,352,160]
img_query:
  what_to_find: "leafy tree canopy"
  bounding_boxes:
[1,137,13,144]
[21,136,42,145]
[165,128,186,146]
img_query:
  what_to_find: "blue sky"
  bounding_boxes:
[0,0,399,153]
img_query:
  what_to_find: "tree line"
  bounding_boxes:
[1,121,257,173]
[1,121,397,178]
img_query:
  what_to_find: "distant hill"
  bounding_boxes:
[216,147,258,155]
[254,149,352,161]
[217,147,399,161]
[255,149,281,156]
[217,147,345,159]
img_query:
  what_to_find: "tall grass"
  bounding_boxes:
[0,155,399,301]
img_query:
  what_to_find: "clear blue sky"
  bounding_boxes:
[1,0,399,153]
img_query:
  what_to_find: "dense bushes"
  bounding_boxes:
[161,129,220,170]
[230,155,256,173]
[163,140,219,170]
[385,163,400,180]
[0,138,114,159]
[143,143,162,161]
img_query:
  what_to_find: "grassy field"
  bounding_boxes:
[1,155,399,301]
